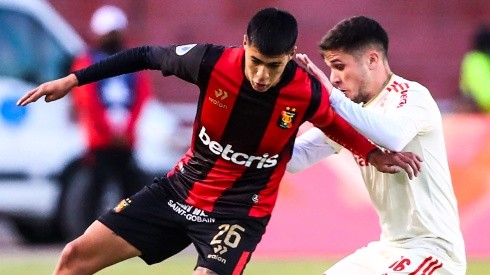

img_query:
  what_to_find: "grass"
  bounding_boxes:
[0,251,489,274]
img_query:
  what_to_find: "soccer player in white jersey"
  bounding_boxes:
[290,16,467,274]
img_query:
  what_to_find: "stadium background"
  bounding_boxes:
[4,0,488,268]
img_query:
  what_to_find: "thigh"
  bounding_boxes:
[98,183,192,265]
[324,245,381,275]
[65,220,141,272]
[187,215,270,275]
[379,246,466,275]
[325,242,466,275]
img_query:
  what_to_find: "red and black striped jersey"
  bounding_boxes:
[74,44,376,218]
[156,44,376,217]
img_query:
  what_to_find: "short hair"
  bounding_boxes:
[474,25,490,53]
[247,7,298,56]
[319,16,389,57]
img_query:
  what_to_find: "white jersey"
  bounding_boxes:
[289,74,466,266]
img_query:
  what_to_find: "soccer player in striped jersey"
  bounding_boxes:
[290,16,466,275]
[17,8,420,275]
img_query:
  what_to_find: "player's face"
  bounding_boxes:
[243,36,295,92]
[322,49,373,104]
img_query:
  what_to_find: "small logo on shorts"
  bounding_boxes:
[207,253,227,264]
[113,198,131,213]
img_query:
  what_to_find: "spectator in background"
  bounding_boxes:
[460,24,490,113]
[69,5,151,235]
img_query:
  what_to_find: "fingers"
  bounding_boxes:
[400,152,422,176]
[398,161,415,180]
[296,54,322,78]
[372,151,422,180]
[17,89,40,106]
[295,53,310,71]
[393,152,423,180]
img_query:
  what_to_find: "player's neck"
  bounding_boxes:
[364,70,393,105]
[380,71,393,90]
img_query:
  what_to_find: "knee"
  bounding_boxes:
[58,239,83,270]
[193,266,220,275]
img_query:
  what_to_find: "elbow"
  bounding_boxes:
[286,162,303,173]
[374,134,409,152]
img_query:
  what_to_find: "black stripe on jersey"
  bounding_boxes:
[219,61,296,149]
[212,62,296,215]
[302,75,322,123]
[196,44,225,124]
[178,45,225,195]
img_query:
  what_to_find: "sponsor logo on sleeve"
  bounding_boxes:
[176,44,197,56]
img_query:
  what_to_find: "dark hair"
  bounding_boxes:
[247,7,298,56]
[319,16,389,57]
[474,25,490,54]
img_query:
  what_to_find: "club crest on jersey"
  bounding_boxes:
[278,107,296,129]
[113,198,132,213]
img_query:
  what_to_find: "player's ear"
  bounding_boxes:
[243,35,249,48]
[367,51,380,69]
[288,46,297,60]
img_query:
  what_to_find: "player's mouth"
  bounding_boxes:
[253,82,268,92]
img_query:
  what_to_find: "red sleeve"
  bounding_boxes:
[315,107,376,161]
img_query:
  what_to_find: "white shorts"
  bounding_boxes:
[324,241,466,275]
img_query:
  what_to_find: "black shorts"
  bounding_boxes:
[98,178,270,275]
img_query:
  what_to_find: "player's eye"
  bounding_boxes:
[268,64,281,69]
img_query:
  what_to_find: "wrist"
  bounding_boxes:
[68,73,79,87]
[366,148,380,163]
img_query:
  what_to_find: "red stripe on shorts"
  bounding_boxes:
[232,251,250,275]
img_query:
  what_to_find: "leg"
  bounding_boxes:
[193,267,220,275]
[324,245,380,275]
[189,215,270,275]
[54,220,141,275]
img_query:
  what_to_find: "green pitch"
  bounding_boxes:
[1,254,489,274]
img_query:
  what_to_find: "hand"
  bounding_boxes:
[367,149,422,180]
[295,53,334,94]
[17,74,78,106]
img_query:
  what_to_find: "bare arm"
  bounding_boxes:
[17,74,79,106]
[18,46,161,106]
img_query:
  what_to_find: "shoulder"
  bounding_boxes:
[389,74,431,96]
[387,74,438,109]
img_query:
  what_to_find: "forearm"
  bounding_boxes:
[74,46,162,86]
[287,128,337,173]
[329,88,417,151]
[317,111,377,161]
